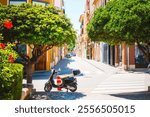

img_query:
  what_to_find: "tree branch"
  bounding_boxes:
[30,45,54,64]
[137,42,147,56]
[137,41,150,63]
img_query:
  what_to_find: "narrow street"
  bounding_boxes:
[29,56,150,100]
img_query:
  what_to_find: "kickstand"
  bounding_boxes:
[67,89,69,92]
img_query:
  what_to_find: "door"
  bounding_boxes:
[35,51,46,71]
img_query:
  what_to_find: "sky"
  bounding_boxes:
[63,0,86,34]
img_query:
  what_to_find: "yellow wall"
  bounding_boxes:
[51,46,61,66]
[29,0,55,4]
[40,0,54,4]
[46,49,52,70]
[53,47,57,65]
[28,0,32,3]
[0,0,7,5]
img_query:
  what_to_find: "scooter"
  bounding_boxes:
[148,63,150,73]
[44,69,80,92]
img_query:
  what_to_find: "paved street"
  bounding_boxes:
[28,57,150,100]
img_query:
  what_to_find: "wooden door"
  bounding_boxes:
[35,52,46,71]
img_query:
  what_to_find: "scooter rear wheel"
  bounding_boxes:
[69,83,77,92]
[44,83,52,92]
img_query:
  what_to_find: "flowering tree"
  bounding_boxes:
[0,19,17,63]
[0,3,76,84]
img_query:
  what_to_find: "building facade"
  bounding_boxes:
[79,0,147,70]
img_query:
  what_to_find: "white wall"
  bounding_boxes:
[54,0,63,8]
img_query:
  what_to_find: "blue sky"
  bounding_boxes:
[64,0,86,34]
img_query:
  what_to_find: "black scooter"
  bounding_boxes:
[44,69,80,92]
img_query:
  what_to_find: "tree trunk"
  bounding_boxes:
[23,45,53,85]
[26,63,33,84]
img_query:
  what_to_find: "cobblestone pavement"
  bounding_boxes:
[28,57,150,100]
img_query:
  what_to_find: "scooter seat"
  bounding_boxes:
[65,77,75,81]
[63,77,76,84]
[58,74,73,79]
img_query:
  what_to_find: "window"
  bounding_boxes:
[32,0,48,6]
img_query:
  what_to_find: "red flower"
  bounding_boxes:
[8,54,14,63]
[4,20,13,29]
[0,43,5,49]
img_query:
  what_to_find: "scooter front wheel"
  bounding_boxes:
[69,83,77,92]
[44,82,52,92]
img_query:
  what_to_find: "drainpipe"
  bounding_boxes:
[107,44,109,64]
[100,43,103,63]
[127,46,129,70]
